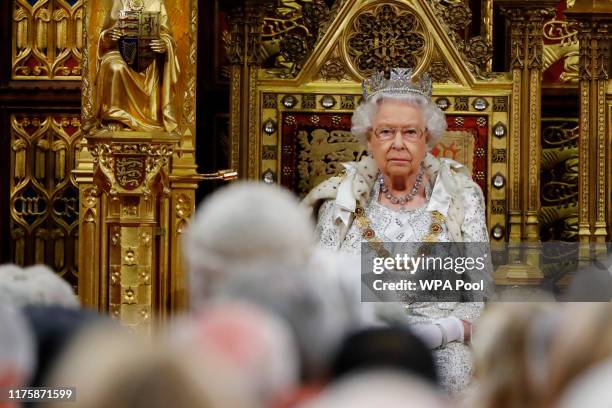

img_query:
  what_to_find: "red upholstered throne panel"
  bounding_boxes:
[281,112,488,201]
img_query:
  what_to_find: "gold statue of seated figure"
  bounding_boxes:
[93,0,180,134]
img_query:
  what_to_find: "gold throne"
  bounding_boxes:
[228,0,513,242]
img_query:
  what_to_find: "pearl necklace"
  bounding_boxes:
[379,166,425,206]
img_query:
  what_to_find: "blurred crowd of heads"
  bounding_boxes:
[1,181,611,408]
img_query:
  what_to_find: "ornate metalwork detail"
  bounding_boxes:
[493,97,508,112]
[492,149,507,163]
[262,145,277,160]
[493,173,506,189]
[430,0,495,80]
[115,157,145,190]
[10,114,82,286]
[340,95,355,110]
[302,94,316,109]
[12,0,84,80]
[491,224,505,240]
[320,96,336,109]
[263,119,277,135]
[225,4,263,66]
[526,9,554,70]
[90,142,174,199]
[455,97,469,111]
[297,128,366,196]
[493,122,507,138]
[473,98,489,111]
[540,120,579,241]
[263,93,277,109]
[254,0,332,78]
[430,59,451,83]
[344,3,427,77]
[543,16,579,83]
[437,0,472,32]
[175,194,192,235]
[282,95,298,108]
[319,57,349,81]
[181,3,198,134]
[435,97,450,110]
[262,169,276,184]
[543,15,578,46]
[463,36,493,72]
[492,200,506,214]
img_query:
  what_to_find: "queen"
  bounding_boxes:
[93,0,179,134]
[303,68,491,394]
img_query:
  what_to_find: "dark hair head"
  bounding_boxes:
[331,326,438,386]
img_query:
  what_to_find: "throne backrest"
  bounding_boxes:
[283,112,485,200]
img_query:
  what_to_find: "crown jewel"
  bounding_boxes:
[362,68,432,101]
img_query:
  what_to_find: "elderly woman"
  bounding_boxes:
[303,68,490,394]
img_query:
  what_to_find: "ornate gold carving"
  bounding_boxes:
[109,224,153,331]
[90,139,174,199]
[429,59,451,83]
[540,120,579,241]
[429,47,456,83]
[247,67,259,178]
[343,3,427,78]
[543,18,578,45]
[435,0,472,32]
[430,0,494,80]
[175,194,192,235]
[492,200,506,214]
[229,66,241,173]
[319,57,350,81]
[181,4,199,136]
[528,70,540,209]
[263,94,278,109]
[10,114,82,287]
[564,14,611,243]
[455,97,469,111]
[225,3,264,66]
[493,96,508,112]
[12,0,83,80]
[297,128,366,196]
[492,149,507,163]
[248,0,333,79]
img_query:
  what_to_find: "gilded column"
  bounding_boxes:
[226,2,264,179]
[500,6,526,243]
[524,8,555,241]
[566,1,612,254]
[500,1,556,242]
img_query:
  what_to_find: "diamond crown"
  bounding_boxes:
[362,68,432,101]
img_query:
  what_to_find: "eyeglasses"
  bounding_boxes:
[372,127,425,142]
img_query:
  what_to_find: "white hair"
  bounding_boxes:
[185,182,315,305]
[0,305,35,384]
[351,93,447,148]
[302,370,449,408]
[171,300,299,405]
[0,264,78,309]
[216,261,361,381]
[557,359,612,408]
[47,326,255,408]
